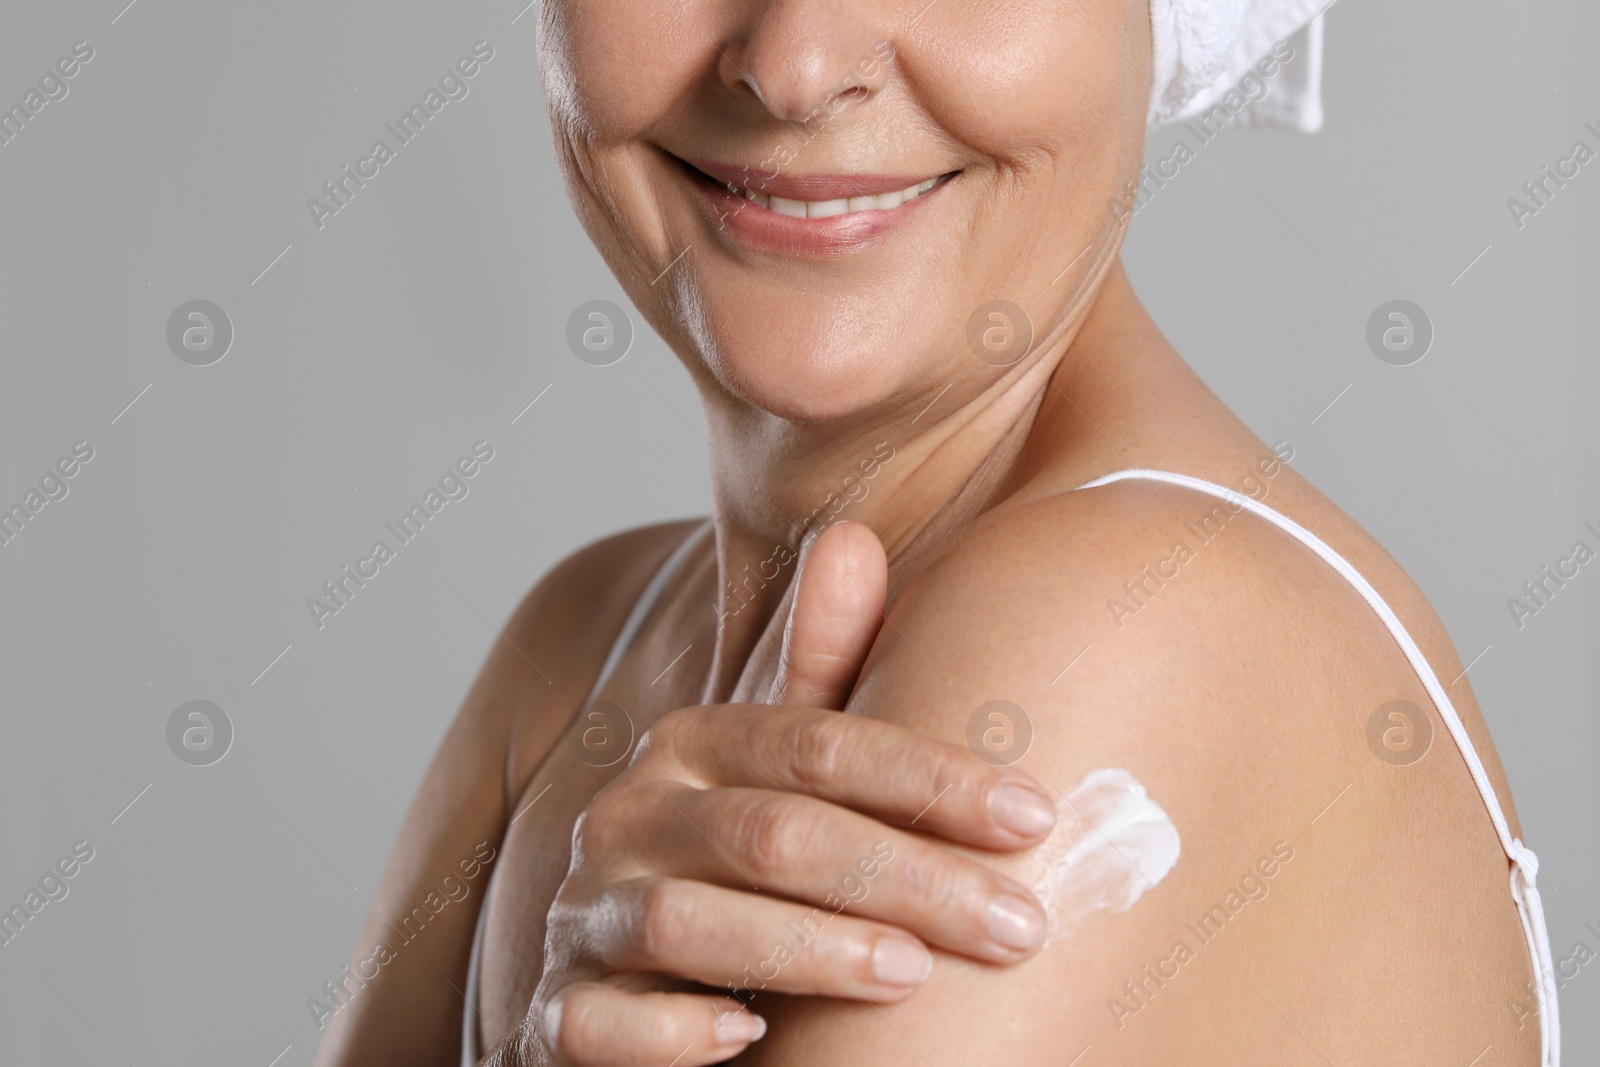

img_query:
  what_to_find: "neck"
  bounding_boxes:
[693,260,1147,700]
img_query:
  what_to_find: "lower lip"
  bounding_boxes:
[678,164,948,257]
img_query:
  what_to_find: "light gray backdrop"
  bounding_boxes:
[1,0,1595,1063]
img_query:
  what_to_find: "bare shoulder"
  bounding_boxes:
[857,461,1520,834]
[479,518,711,796]
[312,517,705,1065]
[796,473,1544,1064]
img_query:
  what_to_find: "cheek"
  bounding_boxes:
[542,1,697,138]
[912,0,1142,163]
[908,0,1148,309]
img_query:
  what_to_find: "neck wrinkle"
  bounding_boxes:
[693,329,1075,705]
[691,260,1138,703]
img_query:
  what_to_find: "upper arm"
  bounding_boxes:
[313,522,699,1066]
[730,483,1501,1064]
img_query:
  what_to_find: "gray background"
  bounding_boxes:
[0,0,1594,1063]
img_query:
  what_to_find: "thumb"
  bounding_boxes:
[769,521,888,709]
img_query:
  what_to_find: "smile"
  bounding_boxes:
[671,153,958,255]
[718,175,947,218]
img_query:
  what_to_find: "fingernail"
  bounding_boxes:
[991,784,1056,837]
[986,894,1046,951]
[715,1009,768,1045]
[871,936,934,986]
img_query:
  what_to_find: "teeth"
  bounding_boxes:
[724,175,945,218]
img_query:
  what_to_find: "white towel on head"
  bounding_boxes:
[1148,0,1328,132]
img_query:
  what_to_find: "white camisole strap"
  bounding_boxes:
[460,519,713,1065]
[1077,468,1560,1065]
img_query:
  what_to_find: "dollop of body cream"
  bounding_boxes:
[1031,768,1180,945]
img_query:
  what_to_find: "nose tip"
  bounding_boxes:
[717,7,893,125]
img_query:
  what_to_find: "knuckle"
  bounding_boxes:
[629,730,667,770]
[568,807,598,855]
[631,705,697,767]
[926,744,981,807]
[542,894,582,941]
[657,704,700,742]
[895,843,971,915]
[569,795,622,859]
[897,734,981,819]
[786,711,851,791]
[908,735,957,784]
[633,879,694,962]
[569,803,601,851]
[726,793,811,881]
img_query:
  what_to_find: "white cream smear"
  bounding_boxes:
[1030,768,1181,945]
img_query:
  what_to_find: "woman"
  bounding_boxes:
[315,0,1559,1063]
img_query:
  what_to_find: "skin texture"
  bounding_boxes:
[314,0,1547,1064]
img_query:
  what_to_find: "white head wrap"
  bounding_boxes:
[1147,0,1328,132]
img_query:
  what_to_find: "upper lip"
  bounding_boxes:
[679,156,953,201]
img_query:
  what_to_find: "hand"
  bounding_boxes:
[485,522,1058,1067]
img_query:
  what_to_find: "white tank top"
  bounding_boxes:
[460,472,1561,1064]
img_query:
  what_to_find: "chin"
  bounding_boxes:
[681,280,944,425]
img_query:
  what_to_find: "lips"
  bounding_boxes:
[669,151,958,255]
[681,157,951,202]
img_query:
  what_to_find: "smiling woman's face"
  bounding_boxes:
[539,0,1151,423]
